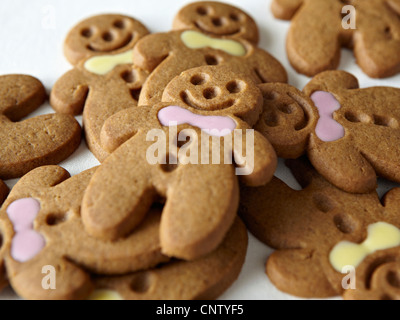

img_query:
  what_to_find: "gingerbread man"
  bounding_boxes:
[0,74,81,179]
[133,1,287,106]
[271,0,400,78]
[255,70,400,194]
[0,166,169,300]
[50,14,149,162]
[81,65,277,261]
[240,158,400,300]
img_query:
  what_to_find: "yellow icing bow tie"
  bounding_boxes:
[329,222,400,272]
[84,50,133,75]
[181,30,246,56]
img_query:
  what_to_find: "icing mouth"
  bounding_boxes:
[180,91,235,111]
[194,22,241,37]
[87,34,133,53]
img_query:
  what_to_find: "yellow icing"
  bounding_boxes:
[84,50,133,75]
[181,30,246,56]
[330,222,400,272]
[88,289,123,300]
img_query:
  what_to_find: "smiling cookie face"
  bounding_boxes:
[173,1,259,44]
[64,14,149,65]
[162,65,263,126]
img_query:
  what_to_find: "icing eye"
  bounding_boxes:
[113,20,125,29]
[102,31,114,42]
[196,6,209,16]
[203,87,220,100]
[46,213,67,226]
[226,80,244,94]
[81,28,93,38]
[190,74,209,86]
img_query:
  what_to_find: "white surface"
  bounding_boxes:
[0,0,399,300]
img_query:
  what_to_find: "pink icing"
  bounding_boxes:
[311,91,345,142]
[6,198,45,263]
[158,106,236,137]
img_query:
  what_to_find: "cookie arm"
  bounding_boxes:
[0,75,46,121]
[50,69,89,115]
[101,106,157,153]
[238,48,288,84]
[233,128,277,186]
[271,0,304,20]
[132,33,173,72]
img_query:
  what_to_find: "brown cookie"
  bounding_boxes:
[271,0,400,78]
[0,180,9,292]
[91,217,248,300]
[240,158,400,300]
[255,70,400,194]
[0,74,81,179]
[50,14,149,162]
[0,166,169,300]
[133,4,287,106]
[172,1,260,44]
[81,65,277,261]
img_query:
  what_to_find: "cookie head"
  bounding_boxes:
[162,66,263,126]
[173,1,259,44]
[64,14,149,65]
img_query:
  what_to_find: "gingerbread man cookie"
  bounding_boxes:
[0,74,81,179]
[172,1,260,44]
[50,14,149,162]
[81,65,277,261]
[0,166,169,300]
[240,158,400,300]
[133,2,287,105]
[271,0,400,78]
[255,70,400,194]
[90,217,248,300]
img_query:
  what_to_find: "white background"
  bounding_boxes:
[0,0,399,300]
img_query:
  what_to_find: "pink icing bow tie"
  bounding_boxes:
[158,106,237,137]
[7,198,45,263]
[311,91,345,142]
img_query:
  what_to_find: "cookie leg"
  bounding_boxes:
[286,1,343,76]
[50,69,89,115]
[160,163,239,260]
[82,139,157,240]
[308,136,377,193]
[266,249,338,298]
[353,1,400,78]
[8,257,92,300]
